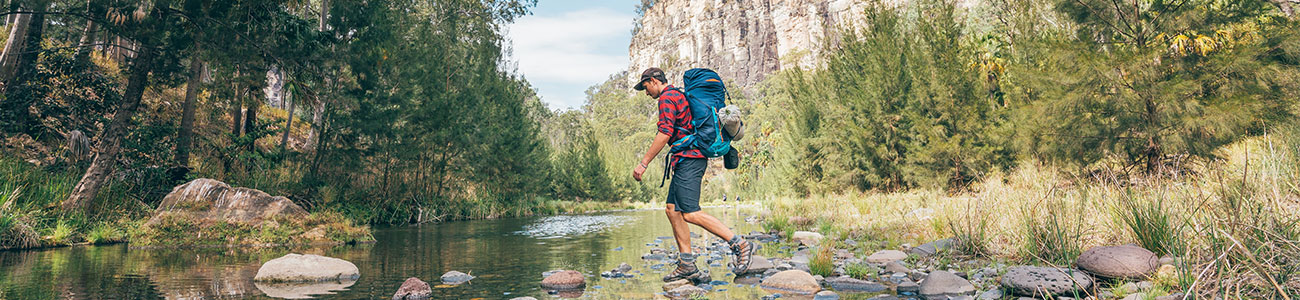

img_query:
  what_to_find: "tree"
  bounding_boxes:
[1005,0,1299,173]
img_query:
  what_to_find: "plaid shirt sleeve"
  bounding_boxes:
[656,91,683,136]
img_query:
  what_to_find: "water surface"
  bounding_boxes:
[0,206,781,299]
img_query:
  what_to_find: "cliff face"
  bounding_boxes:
[627,0,869,89]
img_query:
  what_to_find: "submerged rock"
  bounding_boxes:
[392,277,432,300]
[1077,245,1159,279]
[540,270,586,290]
[253,253,359,283]
[439,271,474,284]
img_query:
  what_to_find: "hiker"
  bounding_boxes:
[630,67,754,282]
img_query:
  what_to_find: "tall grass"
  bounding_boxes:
[757,127,1300,298]
[810,239,837,277]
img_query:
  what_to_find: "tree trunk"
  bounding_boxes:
[62,40,158,211]
[0,12,30,84]
[280,82,294,152]
[1,2,47,133]
[174,58,202,166]
[244,98,259,151]
[307,0,330,149]
[231,83,243,136]
[74,20,97,63]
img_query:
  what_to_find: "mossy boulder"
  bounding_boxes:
[135,179,371,246]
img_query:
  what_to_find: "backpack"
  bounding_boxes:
[666,68,732,157]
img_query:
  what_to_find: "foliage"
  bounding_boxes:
[774,0,1012,192]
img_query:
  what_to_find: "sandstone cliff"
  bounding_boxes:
[627,0,870,90]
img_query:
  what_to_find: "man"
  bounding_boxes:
[631,67,754,282]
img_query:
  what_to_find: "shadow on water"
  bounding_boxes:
[0,206,780,299]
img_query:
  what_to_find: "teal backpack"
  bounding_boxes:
[667,68,732,157]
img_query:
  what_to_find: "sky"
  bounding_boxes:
[506,0,640,111]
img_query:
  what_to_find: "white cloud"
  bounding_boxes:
[506,8,635,110]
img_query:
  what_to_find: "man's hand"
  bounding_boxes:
[633,162,647,181]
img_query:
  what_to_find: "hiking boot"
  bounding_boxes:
[729,236,755,274]
[662,253,700,282]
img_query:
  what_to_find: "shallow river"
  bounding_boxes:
[0,206,796,299]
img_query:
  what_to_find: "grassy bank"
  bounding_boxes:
[0,155,667,250]
[759,131,1300,298]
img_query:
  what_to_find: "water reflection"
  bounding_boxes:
[0,207,772,299]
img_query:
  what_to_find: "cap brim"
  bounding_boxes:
[633,81,647,90]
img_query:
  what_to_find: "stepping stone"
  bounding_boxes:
[667,285,706,299]
[439,271,474,285]
[760,270,822,294]
[392,277,431,300]
[1000,265,1094,297]
[540,270,585,290]
[663,279,691,292]
[1077,245,1159,279]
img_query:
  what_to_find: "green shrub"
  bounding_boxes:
[845,262,879,280]
[1019,197,1085,265]
[810,241,837,277]
[86,223,125,245]
[1113,190,1182,256]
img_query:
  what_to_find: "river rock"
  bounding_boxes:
[150,178,307,226]
[825,276,887,292]
[761,270,821,294]
[885,261,911,273]
[509,298,538,300]
[391,277,431,300]
[667,285,707,299]
[439,271,474,284]
[910,238,954,257]
[1000,266,1094,296]
[867,250,909,263]
[253,253,359,282]
[897,278,920,294]
[792,231,824,247]
[664,279,691,292]
[617,262,632,273]
[1076,245,1159,279]
[742,256,776,275]
[540,270,586,290]
[919,270,975,299]
[814,291,841,300]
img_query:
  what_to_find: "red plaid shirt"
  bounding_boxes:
[658,86,704,164]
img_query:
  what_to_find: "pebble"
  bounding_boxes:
[813,291,840,300]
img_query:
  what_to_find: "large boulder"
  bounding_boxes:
[150,178,306,225]
[761,270,821,294]
[540,270,586,290]
[254,253,359,283]
[919,271,975,299]
[1000,266,1094,297]
[392,277,432,300]
[1076,245,1159,279]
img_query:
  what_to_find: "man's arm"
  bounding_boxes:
[633,132,671,181]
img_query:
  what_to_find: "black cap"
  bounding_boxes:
[633,67,667,91]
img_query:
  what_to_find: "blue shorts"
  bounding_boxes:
[666,157,706,213]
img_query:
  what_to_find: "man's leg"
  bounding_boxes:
[665,204,692,254]
[682,211,735,241]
